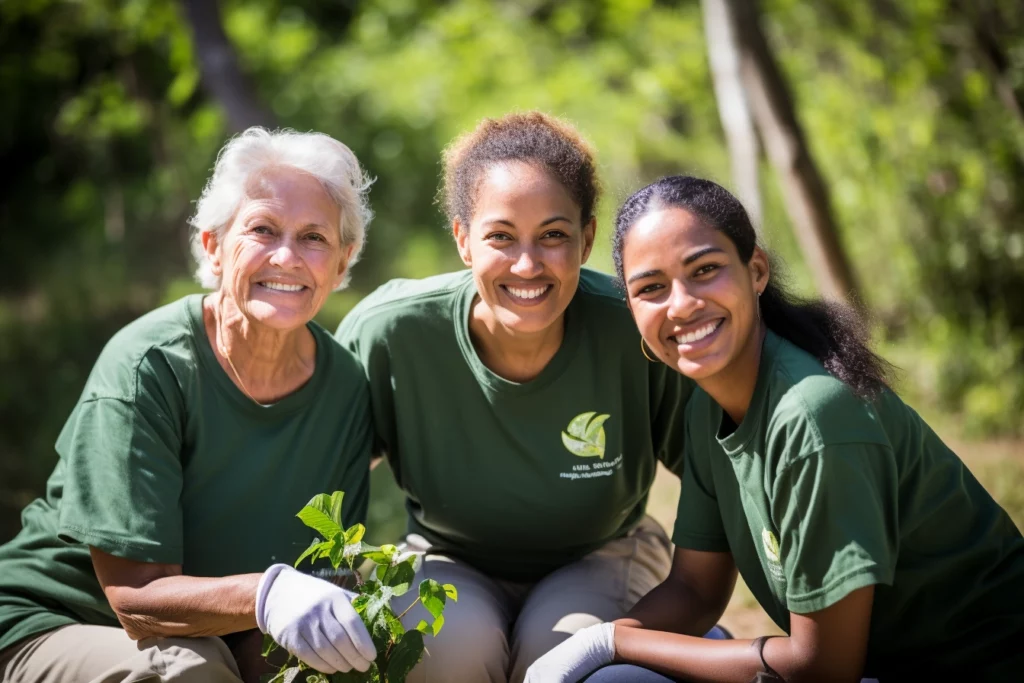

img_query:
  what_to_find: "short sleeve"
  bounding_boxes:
[649,362,694,476]
[336,374,374,527]
[335,311,398,473]
[57,353,185,564]
[772,444,899,613]
[672,425,730,552]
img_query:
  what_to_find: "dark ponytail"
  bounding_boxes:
[613,175,893,398]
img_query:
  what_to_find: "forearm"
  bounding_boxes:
[614,627,857,683]
[108,573,262,640]
[614,577,723,636]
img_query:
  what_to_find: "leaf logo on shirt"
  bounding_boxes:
[561,411,610,459]
[762,528,781,563]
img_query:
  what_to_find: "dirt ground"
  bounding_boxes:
[644,423,1024,638]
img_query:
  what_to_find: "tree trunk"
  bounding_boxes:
[724,0,860,305]
[702,0,763,232]
[178,0,277,132]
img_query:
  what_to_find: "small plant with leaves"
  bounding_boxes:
[263,491,457,683]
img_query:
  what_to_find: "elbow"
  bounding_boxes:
[105,587,158,640]
[785,647,863,683]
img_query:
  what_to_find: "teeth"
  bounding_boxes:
[678,321,719,344]
[261,282,304,292]
[507,286,548,300]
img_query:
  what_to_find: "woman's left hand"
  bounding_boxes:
[524,622,616,683]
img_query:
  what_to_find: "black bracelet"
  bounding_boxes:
[750,636,787,682]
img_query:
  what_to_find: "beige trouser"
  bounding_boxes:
[0,624,243,683]
[392,515,673,683]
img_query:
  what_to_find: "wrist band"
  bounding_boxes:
[750,636,787,683]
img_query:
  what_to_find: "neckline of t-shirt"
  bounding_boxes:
[185,294,331,416]
[452,274,584,395]
[717,329,783,456]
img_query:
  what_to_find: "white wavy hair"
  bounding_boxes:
[188,127,373,291]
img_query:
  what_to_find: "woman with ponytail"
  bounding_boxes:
[526,176,1024,683]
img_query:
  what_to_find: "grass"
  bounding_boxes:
[645,423,1024,637]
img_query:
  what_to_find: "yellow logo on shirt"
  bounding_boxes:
[561,411,610,459]
[762,528,785,583]
[762,528,781,562]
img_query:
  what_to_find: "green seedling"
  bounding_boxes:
[262,491,457,683]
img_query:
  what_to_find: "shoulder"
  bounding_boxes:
[310,322,370,389]
[572,268,639,339]
[84,296,199,402]
[336,271,471,340]
[574,268,629,313]
[765,335,889,460]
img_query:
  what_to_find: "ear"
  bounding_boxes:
[749,246,770,295]
[580,217,597,265]
[201,229,223,278]
[453,219,472,267]
[333,243,357,289]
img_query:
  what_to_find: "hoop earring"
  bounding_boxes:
[640,337,658,363]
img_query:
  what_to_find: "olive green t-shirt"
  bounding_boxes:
[336,269,693,581]
[0,295,372,653]
[674,330,1024,679]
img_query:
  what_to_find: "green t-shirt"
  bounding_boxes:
[0,295,372,653]
[674,330,1024,679]
[336,269,693,582]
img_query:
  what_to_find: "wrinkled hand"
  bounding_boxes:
[525,623,616,683]
[256,564,376,673]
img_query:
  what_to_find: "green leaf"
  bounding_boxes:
[429,613,445,636]
[415,619,430,633]
[383,605,406,640]
[361,544,398,564]
[386,630,425,683]
[362,585,395,625]
[344,523,366,545]
[328,531,347,570]
[381,561,415,596]
[370,605,396,654]
[296,494,342,541]
[329,491,345,526]
[418,579,446,619]
[442,583,458,602]
[294,538,330,569]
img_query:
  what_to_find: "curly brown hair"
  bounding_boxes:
[439,111,601,229]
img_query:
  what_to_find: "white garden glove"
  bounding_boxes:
[256,564,376,673]
[525,622,616,683]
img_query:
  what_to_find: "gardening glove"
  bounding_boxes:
[524,622,616,683]
[256,563,376,673]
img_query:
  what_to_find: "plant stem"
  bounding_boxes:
[396,597,421,621]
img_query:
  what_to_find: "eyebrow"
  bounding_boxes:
[482,215,573,228]
[626,247,726,284]
[626,269,661,284]
[683,247,725,265]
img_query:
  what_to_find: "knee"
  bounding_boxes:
[141,636,241,682]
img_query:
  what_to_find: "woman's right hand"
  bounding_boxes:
[256,564,377,673]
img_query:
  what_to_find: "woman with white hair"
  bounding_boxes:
[0,128,378,682]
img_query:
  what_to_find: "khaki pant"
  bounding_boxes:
[0,624,243,683]
[393,515,673,683]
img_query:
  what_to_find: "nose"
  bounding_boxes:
[268,238,301,269]
[666,279,704,320]
[510,244,543,278]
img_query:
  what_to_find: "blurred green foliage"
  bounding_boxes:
[1,0,1022,540]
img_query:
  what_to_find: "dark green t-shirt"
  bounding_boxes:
[336,269,693,581]
[674,330,1024,679]
[0,295,372,653]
